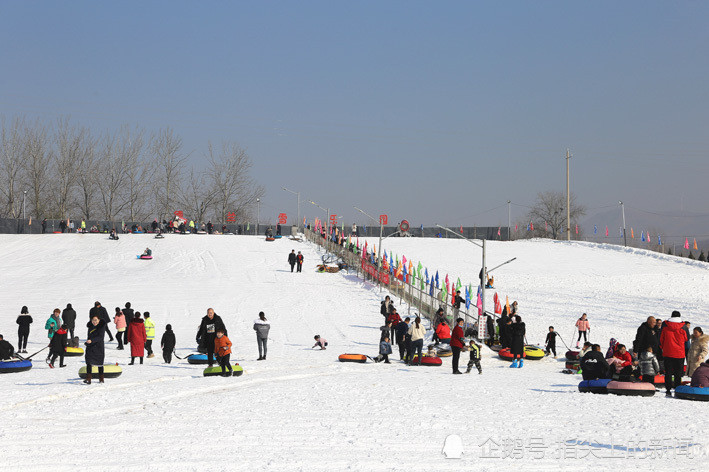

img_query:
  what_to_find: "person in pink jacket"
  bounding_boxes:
[113,307,127,350]
[575,313,590,348]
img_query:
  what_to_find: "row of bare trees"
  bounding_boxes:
[0,115,264,223]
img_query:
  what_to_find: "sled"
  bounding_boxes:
[78,364,123,379]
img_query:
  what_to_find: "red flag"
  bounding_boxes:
[497,227,501,236]
[685,238,690,250]
[494,293,502,314]
[530,222,534,231]
[575,224,578,234]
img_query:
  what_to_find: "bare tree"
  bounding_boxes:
[526,191,586,239]
[97,130,131,222]
[151,127,186,222]
[206,141,264,223]
[118,125,153,221]
[0,116,25,218]
[74,132,98,221]
[53,117,87,219]
[22,120,54,218]
[180,166,216,225]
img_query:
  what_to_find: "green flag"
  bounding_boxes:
[417,262,423,279]
[247,223,250,231]
[456,277,462,292]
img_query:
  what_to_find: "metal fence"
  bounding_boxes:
[303,228,486,334]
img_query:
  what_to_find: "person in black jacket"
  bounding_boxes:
[84,315,106,384]
[296,251,304,272]
[288,250,297,272]
[48,324,68,368]
[16,306,33,354]
[380,296,393,321]
[89,301,113,342]
[545,326,558,357]
[122,302,134,345]
[633,316,659,357]
[61,303,76,340]
[395,318,410,360]
[497,310,509,349]
[196,308,226,367]
[581,344,610,380]
[509,315,526,368]
[41,218,47,233]
[485,315,495,347]
[0,335,15,359]
[161,324,176,363]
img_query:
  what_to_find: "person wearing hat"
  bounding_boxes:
[660,310,689,396]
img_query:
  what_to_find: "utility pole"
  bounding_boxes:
[620,201,627,247]
[566,149,571,241]
[23,190,27,220]
[507,200,511,241]
[256,198,260,235]
[282,187,301,233]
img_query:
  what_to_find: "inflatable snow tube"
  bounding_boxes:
[0,359,32,374]
[410,355,442,366]
[265,237,275,241]
[338,354,367,363]
[675,385,709,402]
[437,348,452,357]
[565,350,579,361]
[274,235,283,239]
[64,346,84,357]
[578,378,611,394]
[137,255,153,260]
[524,345,545,360]
[203,364,243,377]
[78,364,122,379]
[565,361,580,371]
[498,348,526,361]
[607,380,655,397]
[187,353,212,365]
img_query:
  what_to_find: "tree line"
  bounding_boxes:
[0,115,264,224]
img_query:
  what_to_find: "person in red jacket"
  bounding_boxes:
[387,308,402,343]
[435,321,451,345]
[611,344,635,376]
[660,311,689,396]
[450,318,466,375]
[214,329,233,376]
[127,312,147,365]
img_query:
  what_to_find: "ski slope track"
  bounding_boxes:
[1,234,708,471]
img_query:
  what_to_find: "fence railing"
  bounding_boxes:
[303,228,490,335]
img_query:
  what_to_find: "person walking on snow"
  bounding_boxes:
[407,316,426,366]
[214,329,233,376]
[660,311,688,397]
[122,302,134,345]
[16,306,32,354]
[113,307,126,350]
[466,340,482,374]
[374,336,392,363]
[48,323,68,368]
[90,301,114,343]
[197,308,226,367]
[288,250,297,272]
[575,313,590,348]
[84,315,106,384]
[380,296,393,321]
[127,312,147,365]
[296,251,304,272]
[61,303,76,340]
[395,317,410,360]
[545,326,558,358]
[161,324,176,363]
[253,311,270,360]
[450,318,466,374]
[144,312,155,358]
[509,315,526,368]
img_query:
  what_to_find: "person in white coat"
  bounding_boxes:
[253,311,271,361]
[407,316,426,365]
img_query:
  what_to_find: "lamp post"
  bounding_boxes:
[22,190,27,220]
[620,201,627,247]
[354,206,385,292]
[507,200,511,241]
[309,200,330,251]
[282,187,301,233]
[256,198,260,235]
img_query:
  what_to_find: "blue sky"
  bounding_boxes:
[1,1,708,228]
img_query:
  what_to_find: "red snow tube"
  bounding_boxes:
[410,355,442,366]
[138,255,153,260]
[338,354,367,363]
[566,361,580,370]
[265,237,275,242]
[498,348,526,361]
[607,381,656,397]
[565,350,579,361]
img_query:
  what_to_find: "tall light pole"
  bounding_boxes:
[23,190,27,220]
[282,187,301,233]
[354,206,385,291]
[566,149,572,241]
[507,200,511,241]
[620,201,627,247]
[256,198,260,235]
[309,200,330,250]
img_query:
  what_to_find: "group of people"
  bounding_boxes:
[287,250,304,272]
[578,310,709,396]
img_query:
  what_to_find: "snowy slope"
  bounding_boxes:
[0,234,707,472]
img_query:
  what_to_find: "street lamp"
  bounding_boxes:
[619,201,627,247]
[256,198,260,235]
[282,187,301,233]
[309,200,330,249]
[354,206,385,291]
[22,190,27,220]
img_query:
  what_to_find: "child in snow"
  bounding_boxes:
[575,313,590,348]
[466,340,482,374]
[161,324,176,363]
[374,336,392,363]
[426,345,436,358]
[214,329,233,376]
[142,247,152,257]
[48,323,68,368]
[545,326,558,358]
[605,338,618,358]
[638,345,660,383]
[312,335,327,350]
[610,344,636,377]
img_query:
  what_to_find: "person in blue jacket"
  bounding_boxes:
[374,336,393,363]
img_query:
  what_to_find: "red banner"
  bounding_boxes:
[278,213,287,224]
[226,212,236,222]
[361,259,390,284]
[379,214,388,225]
[330,214,338,225]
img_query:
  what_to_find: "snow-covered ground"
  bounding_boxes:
[0,234,707,471]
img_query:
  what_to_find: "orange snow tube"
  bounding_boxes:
[338,354,367,363]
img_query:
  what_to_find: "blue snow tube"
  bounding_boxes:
[675,385,709,402]
[0,359,32,373]
[578,378,611,394]
[187,353,212,365]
